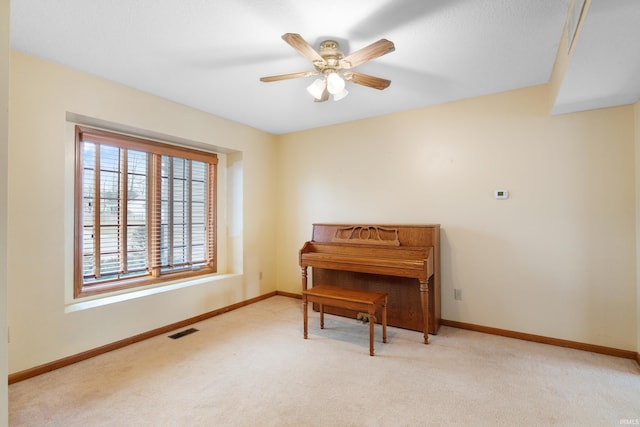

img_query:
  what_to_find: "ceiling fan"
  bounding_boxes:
[260,33,395,102]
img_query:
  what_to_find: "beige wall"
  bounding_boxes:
[276,84,637,351]
[1,0,9,422]
[8,51,277,373]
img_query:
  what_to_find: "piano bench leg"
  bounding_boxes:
[369,307,375,356]
[382,297,387,344]
[303,295,308,339]
[320,303,325,329]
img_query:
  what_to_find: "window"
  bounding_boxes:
[74,126,218,298]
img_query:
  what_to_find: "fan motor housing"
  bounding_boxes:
[318,40,343,69]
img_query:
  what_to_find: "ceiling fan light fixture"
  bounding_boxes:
[332,88,348,102]
[326,72,346,95]
[307,78,326,100]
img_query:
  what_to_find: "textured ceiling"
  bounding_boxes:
[9,0,640,134]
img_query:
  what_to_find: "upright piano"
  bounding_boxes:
[299,223,440,343]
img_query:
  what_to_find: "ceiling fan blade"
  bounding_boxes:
[282,33,326,65]
[339,39,395,69]
[260,71,316,82]
[344,71,391,90]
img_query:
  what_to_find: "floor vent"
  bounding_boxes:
[168,328,199,339]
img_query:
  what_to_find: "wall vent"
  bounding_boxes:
[168,328,199,339]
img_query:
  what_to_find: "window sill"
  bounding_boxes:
[65,273,241,313]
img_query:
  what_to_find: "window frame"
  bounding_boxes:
[74,126,218,298]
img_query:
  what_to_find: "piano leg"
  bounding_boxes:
[420,280,429,344]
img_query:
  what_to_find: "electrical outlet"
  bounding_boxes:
[454,289,462,300]
[259,272,263,280]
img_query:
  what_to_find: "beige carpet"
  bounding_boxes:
[9,296,640,426]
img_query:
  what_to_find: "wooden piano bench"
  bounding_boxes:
[302,285,387,356]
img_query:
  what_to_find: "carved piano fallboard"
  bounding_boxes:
[299,224,441,343]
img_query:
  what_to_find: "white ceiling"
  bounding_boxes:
[9,0,640,135]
